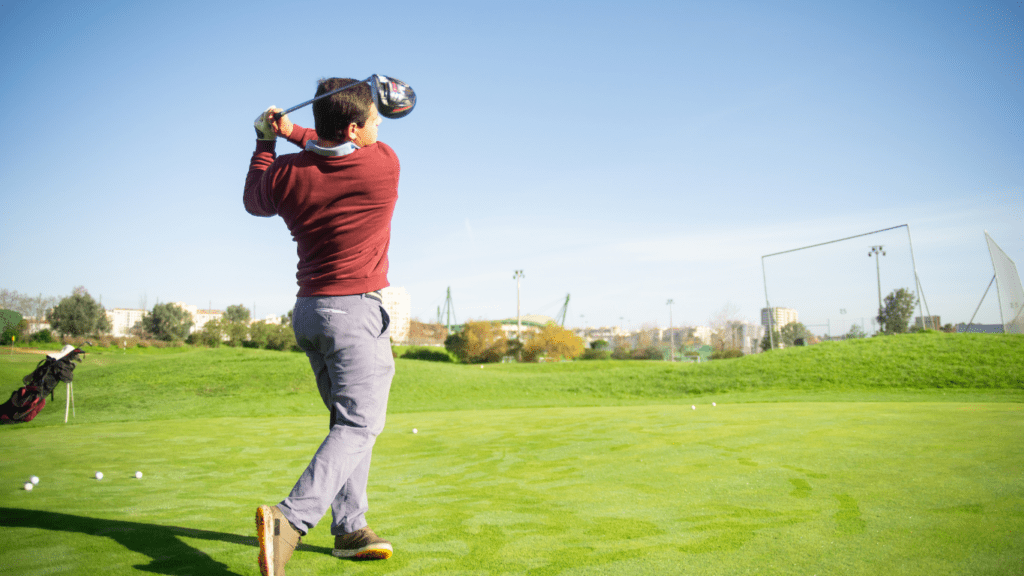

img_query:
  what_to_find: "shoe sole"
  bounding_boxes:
[256,505,275,576]
[332,543,394,560]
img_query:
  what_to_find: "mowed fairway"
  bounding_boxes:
[1,334,1022,575]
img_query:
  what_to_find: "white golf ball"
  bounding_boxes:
[24,482,33,491]
[95,472,103,480]
[135,471,143,479]
[692,405,696,410]
[30,476,39,485]
[712,402,717,407]
[412,428,418,434]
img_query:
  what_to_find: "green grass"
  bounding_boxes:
[1,333,1022,575]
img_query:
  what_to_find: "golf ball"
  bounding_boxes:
[95,472,103,480]
[24,482,33,491]
[412,428,418,434]
[30,476,39,485]
[135,471,143,479]
[692,405,696,410]
[712,402,717,407]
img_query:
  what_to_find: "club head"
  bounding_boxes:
[371,74,416,119]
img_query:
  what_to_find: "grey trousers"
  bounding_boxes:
[278,294,395,536]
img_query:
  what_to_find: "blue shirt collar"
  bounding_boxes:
[305,140,360,157]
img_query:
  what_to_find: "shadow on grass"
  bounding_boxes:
[0,507,332,575]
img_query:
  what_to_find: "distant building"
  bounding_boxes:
[23,316,50,334]
[761,307,798,331]
[734,322,765,354]
[915,316,941,330]
[106,308,147,337]
[381,287,411,344]
[171,302,223,334]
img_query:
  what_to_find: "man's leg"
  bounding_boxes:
[276,295,394,535]
[332,447,373,534]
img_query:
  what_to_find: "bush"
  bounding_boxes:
[445,321,508,363]
[610,345,632,360]
[581,349,611,360]
[522,323,585,362]
[631,346,666,360]
[711,348,744,360]
[30,330,54,343]
[401,347,454,362]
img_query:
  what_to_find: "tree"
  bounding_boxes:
[444,321,507,363]
[225,305,251,324]
[877,288,918,335]
[195,318,224,347]
[1,310,26,343]
[222,304,251,345]
[249,321,293,351]
[760,330,780,351]
[761,322,815,350]
[523,323,585,362]
[708,303,745,352]
[143,302,193,341]
[846,324,867,339]
[779,321,815,347]
[46,287,111,337]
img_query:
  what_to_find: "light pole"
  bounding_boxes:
[869,245,885,319]
[666,299,674,361]
[513,270,524,344]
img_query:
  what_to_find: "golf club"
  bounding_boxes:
[273,75,416,121]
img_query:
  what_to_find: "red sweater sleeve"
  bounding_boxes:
[243,125,319,217]
[284,125,318,149]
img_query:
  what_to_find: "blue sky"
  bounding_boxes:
[1,0,1020,336]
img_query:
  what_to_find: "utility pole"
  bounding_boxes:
[666,299,674,361]
[513,270,524,344]
[869,245,886,320]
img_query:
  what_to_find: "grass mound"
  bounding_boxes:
[0,332,1021,426]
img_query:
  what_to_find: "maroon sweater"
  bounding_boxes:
[243,126,400,297]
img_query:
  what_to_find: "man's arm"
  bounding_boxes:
[268,107,319,150]
[243,108,280,216]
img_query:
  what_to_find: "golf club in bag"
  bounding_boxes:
[274,74,416,121]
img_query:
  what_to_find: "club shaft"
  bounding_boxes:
[273,77,371,120]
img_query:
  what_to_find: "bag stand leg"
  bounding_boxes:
[64,382,75,423]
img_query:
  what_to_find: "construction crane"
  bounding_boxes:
[554,294,571,327]
[436,287,456,332]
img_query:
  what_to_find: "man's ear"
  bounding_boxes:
[344,122,359,142]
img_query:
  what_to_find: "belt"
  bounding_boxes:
[363,290,382,303]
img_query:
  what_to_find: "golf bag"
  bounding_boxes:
[0,347,85,424]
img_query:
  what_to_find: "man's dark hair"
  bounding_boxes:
[313,78,374,142]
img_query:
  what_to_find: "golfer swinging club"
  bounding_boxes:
[243,76,410,575]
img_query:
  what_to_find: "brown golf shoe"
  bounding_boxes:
[332,526,393,560]
[256,505,302,576]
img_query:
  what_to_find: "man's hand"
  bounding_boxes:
[254,107,278,140]
[270,108,293,138]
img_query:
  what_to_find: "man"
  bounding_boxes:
[243,77,400,576]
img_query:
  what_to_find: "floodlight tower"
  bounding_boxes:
[666,299,675,362]
[513,270,524,342]
[869,245,886,315]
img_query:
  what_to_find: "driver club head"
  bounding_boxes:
[370,74,416,119]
